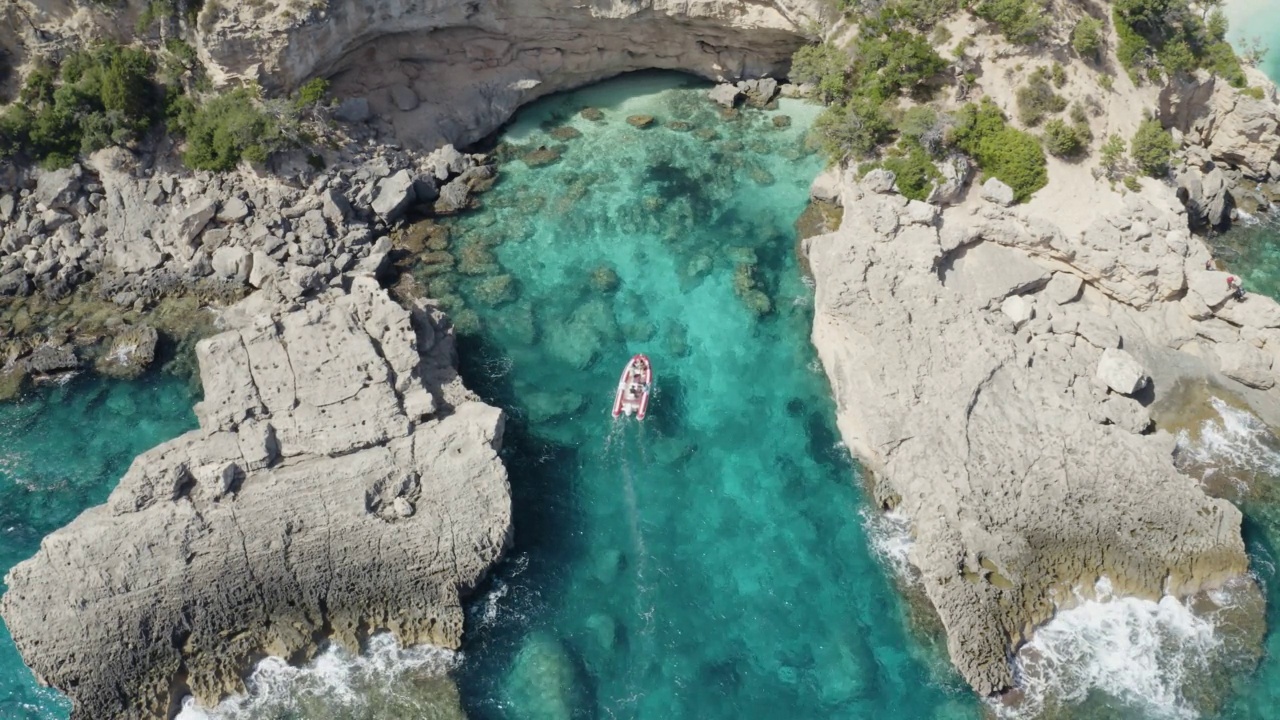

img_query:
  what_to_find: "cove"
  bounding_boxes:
[0,374,197,719]
[433,73,976,719]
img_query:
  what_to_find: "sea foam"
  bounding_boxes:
[999,578,1223,720]
[174,634,458,719]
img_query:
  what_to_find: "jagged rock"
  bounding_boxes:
[434,179,472,215]
[1215,294,1280,329]
[1218,341,1276,389]
[216,197,251,224]
[810,168,842,205]
[0,281,512,720]
[1161,69,1280,178]
[172,198,218,246]
[742,77,778,107]
[210,246,251,283]
[1096,347,1149,395]
[248,251,281,288]
[372,169,418,221]
[980,178,1016,207]
[1044,272,1083,305]
[22,344,78,375]
[926,154,973,206]
[95,325,159,379]
[709,83,741,108]
[334,97,372,123]
[863,169,896,194]
[1100,395,1153,434]
[0,269,32,297]
[33,167,82,210]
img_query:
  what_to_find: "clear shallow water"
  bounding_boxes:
[0,374,197,719]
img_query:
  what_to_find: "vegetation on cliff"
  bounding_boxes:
[798,0,1264,201]
[0,37,328,171]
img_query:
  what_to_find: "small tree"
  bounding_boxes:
[790,43,850,104]
[1042,118,1088,158]
[1099,133,1126,177]
[1130,117,1176,177]
[1072,17,1104,59]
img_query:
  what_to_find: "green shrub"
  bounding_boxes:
[1099,133,1126,176]
[952,99,1048,201]
[1244,86,1267,100]
[880,140,942,201]
[1042,118,1089,158]
[1051,63,1067,88]
[810,96,894,162]
[790,43,849,103]
[1072,16,1104,59]
[1098,73,1115,92]
[1113,0,1249,87]
[973,0,1051,45]
[176,87,283,171]
[1130,117,1175,177]
[853,16,947,102]
[3,44,159,166]
[293,77,329,110]
[1016,67,1068,126]
[1123,175,1143,192]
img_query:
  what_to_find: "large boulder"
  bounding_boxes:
[1095,347,1149,395]
[371,169,418,221]
[980,178,1016,207]
[709,83,741,108]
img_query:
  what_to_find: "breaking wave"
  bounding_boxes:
[861,508,916,580]
[999,578,1226,720]
[174,634,458,719]
[1175,396,1280,489]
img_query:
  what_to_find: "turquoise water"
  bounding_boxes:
[1226,0,1280,81]
[428,74,977,720]
[19,68,1280,720]
[0,374,197,718]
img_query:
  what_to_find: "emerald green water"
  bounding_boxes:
[0,374,197,718]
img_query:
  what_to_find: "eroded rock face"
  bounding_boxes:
[0,276,512,720]
[805,177,1269,696]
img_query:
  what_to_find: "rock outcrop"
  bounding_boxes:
[0,274,512,719]
[804,169,1280,696]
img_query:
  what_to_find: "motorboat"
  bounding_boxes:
[612,354,652,420]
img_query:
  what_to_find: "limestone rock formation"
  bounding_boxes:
[805,175,1278,696]
[0,276,512,719]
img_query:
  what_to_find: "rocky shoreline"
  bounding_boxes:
[4,0,1280,714]
[1,268,513,718]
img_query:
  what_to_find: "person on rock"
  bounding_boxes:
[1228,275,1246,301]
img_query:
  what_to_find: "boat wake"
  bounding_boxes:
[174,634,458,719]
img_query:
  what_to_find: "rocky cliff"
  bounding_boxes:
[805,173,1270,694]
[5,0,826,149]
[0,270,512,719]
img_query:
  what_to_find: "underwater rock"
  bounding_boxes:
[626,115,656,129]
[589,265,620,293]
[473,274,518,306]
[95,324,158,380]
[505,631,587,720]
[581,613,619,663]
[457,243,499,275]
[523,390,586,423]
[522,145,564,168]
[665,120,694,132]
[580,107,604,122]
[772,114,792,128]
[548,126,582,141]
[22,343,79,375]
[692,127,719,142]
[748,166,776,186]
